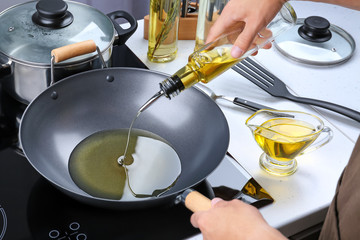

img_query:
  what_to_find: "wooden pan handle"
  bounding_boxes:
[51,40,97,63]
[182,189,212,212]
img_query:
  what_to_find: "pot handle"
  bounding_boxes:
[179,189,212,212]
[50,40,101,86]
[51,40,97,64]
[107,10,138,46]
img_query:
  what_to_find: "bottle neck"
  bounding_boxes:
[159,75,185,99]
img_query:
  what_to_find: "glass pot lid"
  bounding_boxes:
[0,0,114,65]
[274,16,356,66]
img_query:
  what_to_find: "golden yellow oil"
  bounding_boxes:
[69,129,181,200]
[194,36,206,52]
[173,47,241,89]
[253,118,318,162]
[147,0,180,62]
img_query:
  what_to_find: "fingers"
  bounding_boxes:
[205,0,284,59]
[211,197,223,207]
[191,198,224,228]
[190,212,200,228]
[205,15,235,44]
[231,21,261,58]
[205,0,246,44]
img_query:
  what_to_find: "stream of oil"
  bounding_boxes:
[69,128,182,201]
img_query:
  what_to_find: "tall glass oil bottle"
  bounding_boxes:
[157,2,297,98]
[147,0,181,63]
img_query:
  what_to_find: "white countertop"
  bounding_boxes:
[125,1,360,237]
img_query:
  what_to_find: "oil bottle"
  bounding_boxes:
[147,0,181,63]
[156,2,297,99]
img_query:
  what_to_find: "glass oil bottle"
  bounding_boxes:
[158,2,297,98]
[147,0,181,63]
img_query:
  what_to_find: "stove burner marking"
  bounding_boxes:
[49,222,87,240]
[76,233,87,240]
[49,230,60,239]
[69,222,80,231]
[0,205,7,240]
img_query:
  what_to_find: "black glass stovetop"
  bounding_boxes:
[0,45,269,240]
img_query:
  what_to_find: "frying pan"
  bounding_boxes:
[19,67,230,210]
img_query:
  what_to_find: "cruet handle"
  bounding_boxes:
[300,126,333,156]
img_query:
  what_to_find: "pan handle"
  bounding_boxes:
[180,189,212,212]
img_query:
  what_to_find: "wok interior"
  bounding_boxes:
[20,68,229,201]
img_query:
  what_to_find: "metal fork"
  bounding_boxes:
[232,57,360,123]
[195,83,275,112]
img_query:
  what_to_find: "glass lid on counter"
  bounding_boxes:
[0,0,114,65]
[274,16,356,66]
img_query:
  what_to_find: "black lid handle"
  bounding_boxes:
[32,0,73,28]
[298,16,332,43]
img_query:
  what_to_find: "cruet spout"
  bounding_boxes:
[245,109,274,128]
[245,123,259,134]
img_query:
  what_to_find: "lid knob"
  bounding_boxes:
[298,16,332,43]
[32,0,73,28]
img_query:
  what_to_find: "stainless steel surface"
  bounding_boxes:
[0,1,137,103]
[0,1,114,64]
[3,51,112,104]
[139,90,165,113]
[96,46,108,69]
[0,0,150,20]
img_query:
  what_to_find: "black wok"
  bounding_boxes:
[19,67,230,210]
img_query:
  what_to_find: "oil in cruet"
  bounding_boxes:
[253,118,318,161]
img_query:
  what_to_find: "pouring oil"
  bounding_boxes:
[253,118,318,161]
[69,129,182,200]
[159,47,242,98]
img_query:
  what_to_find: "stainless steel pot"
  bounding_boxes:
[0,0,137,104]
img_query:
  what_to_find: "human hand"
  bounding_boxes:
[190,198,287,240]
[206,0,286,58]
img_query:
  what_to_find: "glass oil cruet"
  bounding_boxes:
[245,109,333,176]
